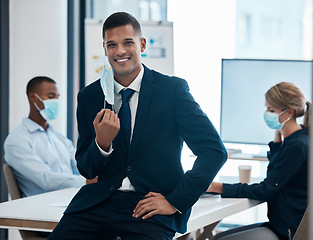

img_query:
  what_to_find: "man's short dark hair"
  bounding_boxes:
[26,76,56,95]
[102,12,142,40]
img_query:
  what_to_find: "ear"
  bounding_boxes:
[288,108,296,117]
[28,92,36,102]
[103,42,108,56]
[140,37,146,52]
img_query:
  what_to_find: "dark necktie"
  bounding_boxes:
[119,89,135,149]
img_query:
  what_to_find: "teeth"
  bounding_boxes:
[117,59,128,62]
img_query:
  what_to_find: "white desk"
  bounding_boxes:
[0,188,260,239]
[228,152,268,162]
[174,195,260,239]
[0,188,78,232]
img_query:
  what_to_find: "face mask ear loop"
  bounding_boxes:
[34,93,44,103]
[279,109,291,129]
[33,93,44,111]
[33,102,42,112]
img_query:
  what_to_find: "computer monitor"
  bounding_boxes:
[220,59,312,147]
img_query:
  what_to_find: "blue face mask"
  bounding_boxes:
[263,109,290,130]
[34,94,60,121]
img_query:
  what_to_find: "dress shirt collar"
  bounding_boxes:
[114,64,144,94]
[23,117,51,133]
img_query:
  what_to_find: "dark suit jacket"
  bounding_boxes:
[65,65,227,233]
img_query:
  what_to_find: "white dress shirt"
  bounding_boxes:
[4,118,86,197]
[96,65,144,191]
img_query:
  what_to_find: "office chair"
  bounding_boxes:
[293,206,309,240]
[3,163,47,240]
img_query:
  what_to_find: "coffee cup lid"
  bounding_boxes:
[238,165,252,170]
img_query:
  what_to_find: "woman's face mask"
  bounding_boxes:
[34,93,60,121]
[263,109,290,130]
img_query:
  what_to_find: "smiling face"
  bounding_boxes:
[103,24,146,86]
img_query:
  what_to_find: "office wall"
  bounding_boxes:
[168,0,236,129]
[9,0,68,135]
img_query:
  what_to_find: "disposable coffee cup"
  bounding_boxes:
[238,165,252,184]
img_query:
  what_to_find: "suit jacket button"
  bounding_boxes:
[110,186,114,191]
[127,166,132,171]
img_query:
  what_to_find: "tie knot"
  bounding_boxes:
[121,89,135,103]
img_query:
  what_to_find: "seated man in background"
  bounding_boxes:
[4,76,87,197]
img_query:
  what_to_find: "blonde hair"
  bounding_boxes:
[265,82,311,129]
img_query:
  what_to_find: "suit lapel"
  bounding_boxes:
[129,66,154,159]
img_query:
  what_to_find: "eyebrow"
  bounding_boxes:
[106,38,134,44]
[47,92,59,97]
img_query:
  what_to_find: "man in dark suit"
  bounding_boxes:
[48,12,227,240]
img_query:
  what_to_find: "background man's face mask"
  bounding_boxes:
[263,109,290,130]
[34,93,60,121]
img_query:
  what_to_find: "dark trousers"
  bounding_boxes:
[48,191,176,240]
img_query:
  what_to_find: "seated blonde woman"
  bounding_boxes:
[208,82,310,240]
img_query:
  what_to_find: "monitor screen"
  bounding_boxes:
[220,59,312,146]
